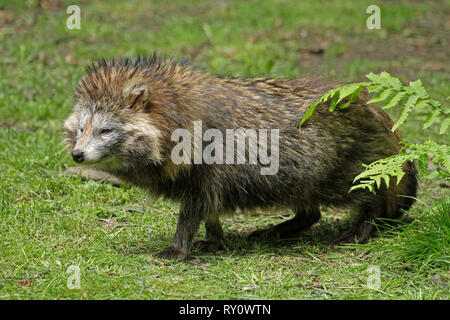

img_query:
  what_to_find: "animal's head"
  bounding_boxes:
[63,57,177,170]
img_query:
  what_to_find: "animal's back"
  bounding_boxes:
[179,76,400,209]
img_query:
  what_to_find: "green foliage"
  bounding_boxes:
[396,197,450,267]
[350,141,450,193]
[302,72,450,193]
[300,82,368,127]
[346,198,450,269]
[366,72,448,132]
[301,72,449,134]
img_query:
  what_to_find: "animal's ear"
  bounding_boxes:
[123,82,149,103]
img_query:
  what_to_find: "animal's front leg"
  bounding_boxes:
[156,202,202,260]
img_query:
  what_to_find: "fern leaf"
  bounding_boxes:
[440,116,449,134]
[383,91,406,109]
[413,100,430,110]
[367,88,394,104]
[395,170,405,184]
[328,91,341,112]
[335,83,361,101]
[365,72,380,83]
[418,154,428,177]
[300,101,319,127]
[382,174,390,189]
[339,84,366,109]
[424,108,441,129]
[300,88,339,127]
[366,83,382,93]
[391,95,419,132]
[409,79,429,99]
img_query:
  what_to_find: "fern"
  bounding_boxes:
[301,72,450,194]
[350,141,449,194]
[300,72,449,134]
[300,82,368,126]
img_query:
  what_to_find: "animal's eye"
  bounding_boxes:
[79,127,83,133]
[100,128,113,135]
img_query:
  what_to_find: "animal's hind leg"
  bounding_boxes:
[193,213,224,252]
[334,208,376,244]
[336,191,398,244]
[337,164,418,244]
[248,206,321,240]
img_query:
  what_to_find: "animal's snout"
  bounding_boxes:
[72,150,85,163]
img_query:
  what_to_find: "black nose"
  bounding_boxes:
[72,150,85,163]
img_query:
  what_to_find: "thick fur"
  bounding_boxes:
[64,56,418,259]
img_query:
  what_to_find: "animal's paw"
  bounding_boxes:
[193,240,224,252]
[334,222,374,244]
[156,245,189,260]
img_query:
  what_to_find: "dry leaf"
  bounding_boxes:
[18,280,32,288]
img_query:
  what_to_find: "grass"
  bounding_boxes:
[361,198,449,268]
[0,0,449,299]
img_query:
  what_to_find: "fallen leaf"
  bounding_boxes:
[18,280,32,288]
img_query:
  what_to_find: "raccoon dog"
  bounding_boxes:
[63,56,417,260]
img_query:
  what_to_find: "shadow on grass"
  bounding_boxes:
[113,213,414,260]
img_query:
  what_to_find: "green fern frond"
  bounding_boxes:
[351,141,450,194]
[300,72,449,134]
[301,72,449,194]
[299,82,368,126]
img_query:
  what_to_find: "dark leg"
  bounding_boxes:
[194,213,224,252]
[335,208,406,244]
[335,194,392,244]
[337,161,417,244]
[248,206,321,240]
[334,209,375,244]
[156,202,203,260]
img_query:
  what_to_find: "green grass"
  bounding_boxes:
[361,198,449,268]
[0,0,449,299]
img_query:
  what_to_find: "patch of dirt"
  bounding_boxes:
[275,8,450,78]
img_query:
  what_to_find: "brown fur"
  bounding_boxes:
[64,56,418,260]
